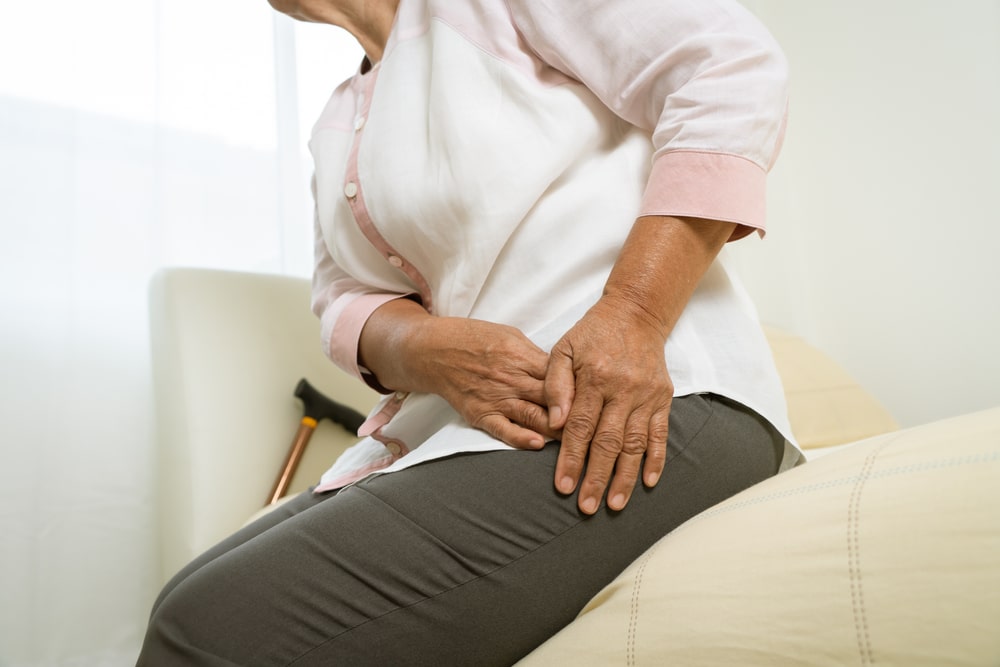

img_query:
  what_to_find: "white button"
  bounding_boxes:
[344,182,358,198]
[387,254,403,268]
[394,391,408,401]
[386,442,402,456]
[354,116,366,131]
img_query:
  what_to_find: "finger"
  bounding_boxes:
[544,343,576,430]
[642,401,671,487]
[553,390,603,498]
[513,374,547,407]
[504,398,559,441]
[573,403,630,515]
[605,410,651,511]
[477,413,546,450]
[524,346,551,381]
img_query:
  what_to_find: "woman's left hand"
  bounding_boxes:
[544,294,673,514]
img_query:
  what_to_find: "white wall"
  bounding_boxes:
[729,0,1000,427]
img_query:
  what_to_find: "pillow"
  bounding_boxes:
[517,407,1000,666]
[764,326,899,449]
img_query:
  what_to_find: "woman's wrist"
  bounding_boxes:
[358,298,436,394]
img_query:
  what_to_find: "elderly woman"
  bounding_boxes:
[138,0,798,664]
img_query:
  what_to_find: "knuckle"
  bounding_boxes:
[590,431,624,456]
[645,439,667,461]
[649,410,671,444]
[562,415,598,443]
[559,447,588,470]
[514,401,545,429]
[621,431,648,455]
[649,419,670,441]
[587,355,615,378]
[471,411,502,436]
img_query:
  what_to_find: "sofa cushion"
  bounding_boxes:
[517,407,1000,666]
[764,326,898,448]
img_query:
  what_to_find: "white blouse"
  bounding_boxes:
[309,0,797,491]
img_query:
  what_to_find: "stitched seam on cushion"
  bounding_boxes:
[287,487,590,665]
[621,397,742,666]
[677,445,1000,529]
[848,441,889,665]
[621,396,717,667]
[626,547,658,667]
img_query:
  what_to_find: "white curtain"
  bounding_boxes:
[0,2,360,664]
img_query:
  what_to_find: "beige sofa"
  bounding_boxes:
[150,267,1000,665]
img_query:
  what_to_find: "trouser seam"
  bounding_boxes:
[661,394,717,466]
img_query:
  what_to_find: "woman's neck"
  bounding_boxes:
[340,0,399,64]
[273,0,399,63]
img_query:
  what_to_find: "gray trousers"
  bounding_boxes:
[138,394,784,666]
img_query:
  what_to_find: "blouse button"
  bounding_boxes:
[387,254,404,268]
[386,442,402,456]
[344,182,358,199]
[354,116,366,131]
[394,391,407,401]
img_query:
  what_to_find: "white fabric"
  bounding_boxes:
[310,0,795,491]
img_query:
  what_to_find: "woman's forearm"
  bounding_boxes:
[601,215,736,339]
[357,297,434,394]
[357,295,556,446]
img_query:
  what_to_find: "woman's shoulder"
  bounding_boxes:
[387,0,573,87]
[310,71,366,137]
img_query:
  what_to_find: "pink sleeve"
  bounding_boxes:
[311,214,415,392]
[506,0,789,238]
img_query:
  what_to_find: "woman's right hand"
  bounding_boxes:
[359,299,558,449]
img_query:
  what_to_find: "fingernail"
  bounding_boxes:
[549,405,562,427]
[558,476,574,494]
[581,496,598,514]
[645,472,660,487]
[610,493,625,510]
[529,437,544,449]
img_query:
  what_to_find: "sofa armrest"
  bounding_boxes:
[149,268,379,584]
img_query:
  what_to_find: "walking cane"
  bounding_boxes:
[266,378,367,505]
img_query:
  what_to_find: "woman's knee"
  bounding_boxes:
[138,586,202,665]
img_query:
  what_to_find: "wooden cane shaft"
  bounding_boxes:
[267,419,317,506]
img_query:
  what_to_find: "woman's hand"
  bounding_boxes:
[545,295,673,514]
[359,299,559,449]
[544,214,736,515]
[409,316,561,448]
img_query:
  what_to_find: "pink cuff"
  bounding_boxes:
[329,292,415,388]
[639,150,768,239]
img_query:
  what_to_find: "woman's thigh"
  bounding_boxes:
[149,489,332,616]
[138,394,783,666]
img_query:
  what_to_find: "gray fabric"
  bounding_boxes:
[138,394,784,666]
